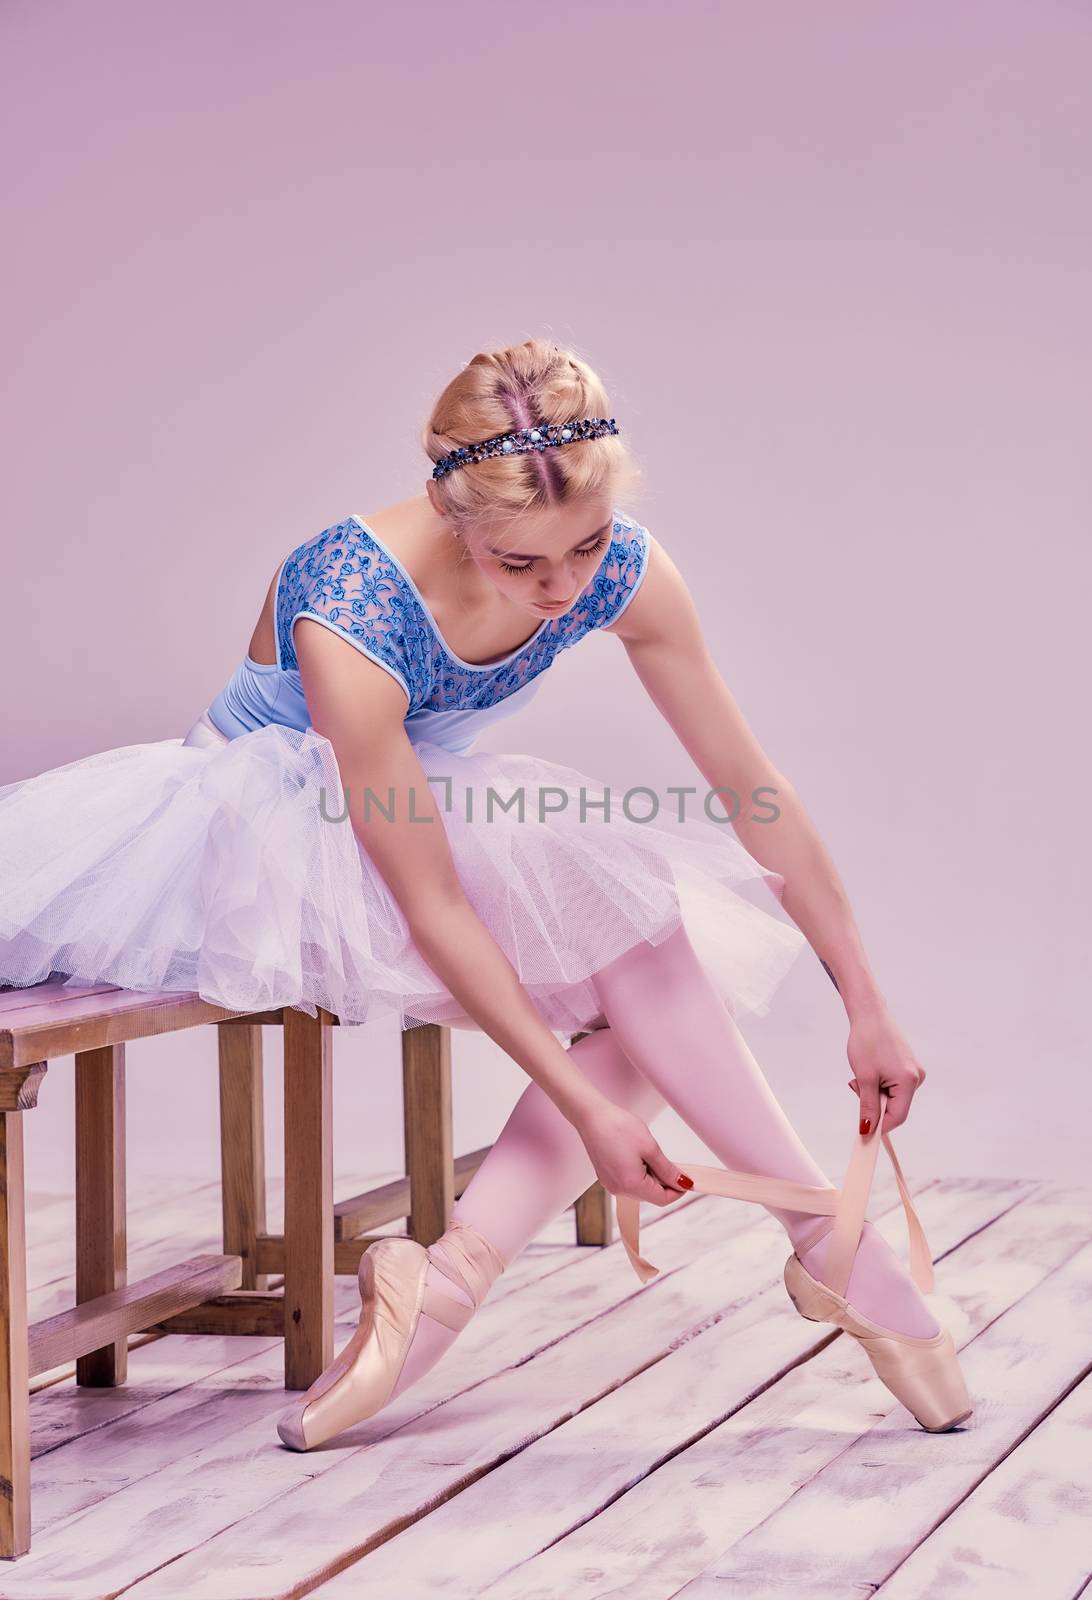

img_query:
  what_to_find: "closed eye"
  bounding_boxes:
[498,533,608,576]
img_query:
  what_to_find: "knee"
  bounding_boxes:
[568,1023,667,1121]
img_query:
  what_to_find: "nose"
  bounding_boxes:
[541,572,579,603]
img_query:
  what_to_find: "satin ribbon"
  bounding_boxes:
[615,1093,935,1297]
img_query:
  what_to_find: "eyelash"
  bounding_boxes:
[498,534,608,576]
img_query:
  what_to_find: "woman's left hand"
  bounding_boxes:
[845,1005,927,1136]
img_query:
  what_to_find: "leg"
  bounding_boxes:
[387,1023,666,1400]
[75,1043,127,1385]
[218,1023,269,1292]
[588,924,940,1338]
[282,1007,335,1388]
[402,1024,454,1245]
[0,1107,31,1557]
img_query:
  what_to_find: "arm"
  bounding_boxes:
[602,537,926,1133]
[293,617,691,1205]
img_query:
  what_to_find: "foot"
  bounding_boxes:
[387,1233,487,1400]
[795,1217,941,1339]
[275,1218,508,1451]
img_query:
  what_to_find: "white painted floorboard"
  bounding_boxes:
[0,1171,1086,1600]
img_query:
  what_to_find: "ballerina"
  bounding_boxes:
[0,336,971,1450]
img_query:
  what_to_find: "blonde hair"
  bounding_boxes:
[423,337,641,537]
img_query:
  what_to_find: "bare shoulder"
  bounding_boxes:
[598,532,703,649]
[358,497,445,587]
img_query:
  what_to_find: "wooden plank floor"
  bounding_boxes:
[1,1169,1088,1599]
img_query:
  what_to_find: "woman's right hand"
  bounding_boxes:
[575,1098,694,1206]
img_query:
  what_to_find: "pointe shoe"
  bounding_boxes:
[614,1094,973,1434]
[276,1219,507,1452]
[783,1243,971,1431]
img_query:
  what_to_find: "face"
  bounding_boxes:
[458,494,616,617]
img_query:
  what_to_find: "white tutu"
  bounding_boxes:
[0,722,808,1035]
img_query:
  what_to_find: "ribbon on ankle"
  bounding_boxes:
[615,1093,936,1297]
[427,1218,509,1308]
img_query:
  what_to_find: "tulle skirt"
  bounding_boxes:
[0,711,809,1035]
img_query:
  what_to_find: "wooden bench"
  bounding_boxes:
[0,978,610,1559]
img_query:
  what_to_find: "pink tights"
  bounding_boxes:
[390,924,939,1401]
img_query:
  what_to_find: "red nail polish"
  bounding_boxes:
[677,1173,694,1188]
[859,1117,871,1136]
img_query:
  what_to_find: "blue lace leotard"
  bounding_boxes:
[207,508,651,755]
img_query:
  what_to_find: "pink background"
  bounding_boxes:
[2,2,1088,1200]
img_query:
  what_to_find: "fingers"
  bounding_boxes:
[641,1174,680,1206]
[848,1074,920,1134]
[881,1094,904,1131]
[856,1078,883,1137]
[643,1145,694,1205]
[642,1173,694,1206]
[881,1082,914,1132]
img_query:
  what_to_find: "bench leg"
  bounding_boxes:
[402,1025,453,1248]
[574,1182,615,1246]
[218,1023,269,1291]
[75,1043,127,1386]
[282,1008,334,1390]
[0,1108,31,1558]
[566,1031,615,1248]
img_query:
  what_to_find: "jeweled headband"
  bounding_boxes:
[431,416,619,480]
